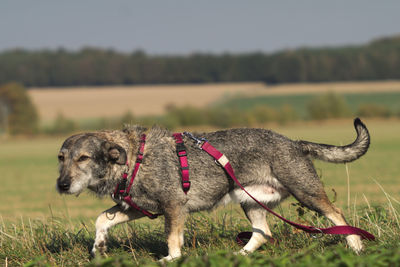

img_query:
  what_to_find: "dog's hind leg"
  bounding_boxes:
[272,159,363,253]
[295,194,363,253]
[91,205,144,257]
[323,205,363,253]
[160,206,187,262]
[238,204,272,255]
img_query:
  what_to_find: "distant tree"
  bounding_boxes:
[0,97,10,135]
[357,103,392,118]
[0,35,399,86]
[307,92,352,120]
[47,112,77,135]
[0,82,39,135]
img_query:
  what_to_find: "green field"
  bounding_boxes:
[217,91,400,118]
[1,119,400,266]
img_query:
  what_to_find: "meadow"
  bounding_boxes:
[1,118,399,266]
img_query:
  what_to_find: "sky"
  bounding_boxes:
[1,0,400,55]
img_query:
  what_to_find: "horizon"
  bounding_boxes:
[1,33,397,56]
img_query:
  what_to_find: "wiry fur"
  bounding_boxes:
[56,118,370,261]
[298,118,370,163]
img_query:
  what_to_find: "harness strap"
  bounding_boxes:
[173,133,190,193]
[113,171,128,197]
[123,195,159,219]
[199,141,375,242]
[114,133,191,219]
[125,134,146,194]
[114,134,160,219]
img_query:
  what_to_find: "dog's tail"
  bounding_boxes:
[298,118,370,163]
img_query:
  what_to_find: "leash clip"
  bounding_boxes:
[183,132,208,149]
[309,226,324,239]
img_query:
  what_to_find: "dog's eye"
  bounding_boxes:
[58,155,64,161]
[77,155,90,162]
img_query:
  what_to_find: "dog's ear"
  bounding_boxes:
[101,141,127,165]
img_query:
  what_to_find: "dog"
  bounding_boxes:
[56,118,370,261]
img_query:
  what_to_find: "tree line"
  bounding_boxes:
[0,35,399,87]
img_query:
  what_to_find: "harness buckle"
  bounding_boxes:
[136,155,143,163]
[182,181,191,192]
[112,191,128,201]
[176,142,187,157]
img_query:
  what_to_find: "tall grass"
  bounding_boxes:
[1,187,399,266]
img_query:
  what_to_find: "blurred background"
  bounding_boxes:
[0,0,399,222]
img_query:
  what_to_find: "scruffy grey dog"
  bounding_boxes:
[57,118,370,261]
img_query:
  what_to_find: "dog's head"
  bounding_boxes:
[56,133,127,195]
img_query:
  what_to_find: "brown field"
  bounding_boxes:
[28,83,265,123]
[29,80,400,123]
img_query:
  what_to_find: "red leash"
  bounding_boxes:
[198,140,375,242]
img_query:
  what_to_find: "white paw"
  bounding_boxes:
[234,249,249,256]
[91,240,107,257]
[346,234,363,254]
[159,255,177,262]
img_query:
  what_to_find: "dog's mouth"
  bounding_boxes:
[56,184,84,197]
[56,178,85,196]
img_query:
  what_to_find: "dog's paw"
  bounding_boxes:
[346,234,363,254]
[158,254,180,262]
[90,248,97,259]
[91,241,108,258]
[234,249,250,256]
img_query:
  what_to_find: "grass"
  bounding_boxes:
[1,119,400,266]
[2,202,400,266]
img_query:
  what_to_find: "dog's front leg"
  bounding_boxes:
[159,207,187,262]
[91,204,144,257]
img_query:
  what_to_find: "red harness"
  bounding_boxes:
[113,133,190,219]
[114,132,375,245]
[113,134,159,219]
[172,133,191,193]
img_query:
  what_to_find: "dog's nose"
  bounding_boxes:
[57,179,71,192]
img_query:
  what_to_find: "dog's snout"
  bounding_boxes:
[57,178,71,192]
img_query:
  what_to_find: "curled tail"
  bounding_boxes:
[298,118,370,163]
